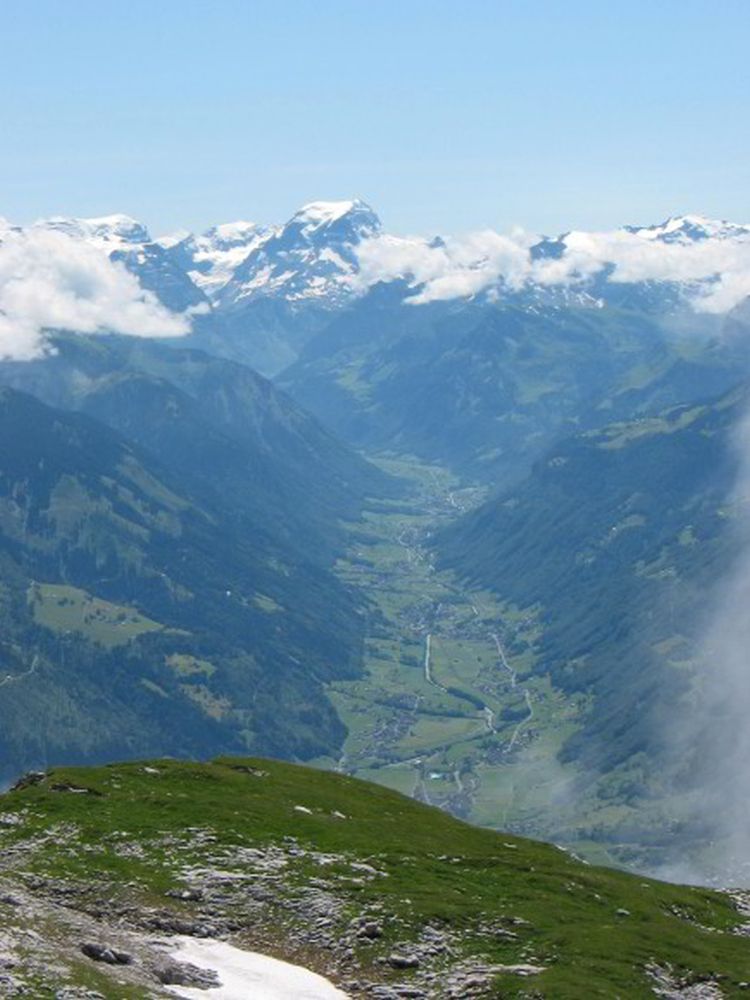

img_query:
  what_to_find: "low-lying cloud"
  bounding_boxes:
[356,230,535,304]
[356,222,750,313]
[0,226,190,361]
[657,405,750,886]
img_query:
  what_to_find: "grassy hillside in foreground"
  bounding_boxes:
[1,758,750,998]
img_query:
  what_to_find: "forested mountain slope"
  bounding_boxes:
[437,385,746,871]
[0,387,372,782]
[281,290,750,484]
[0,334,395,561]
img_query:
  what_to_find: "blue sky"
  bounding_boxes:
[2,0,748,235]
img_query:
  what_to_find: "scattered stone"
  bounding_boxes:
[55,990,106,999]
[388,953,421,970]
[616,908,631,917]
[49,782,102,796]
[165,887,204,902]
[50,783,101,796]
[152,958,221,988]
[145,914,219,937]
[357,921,383,940]
[647,962,724,999]
[9,771,46,792]
[496,963,545,976]
[228,764,269,778]
[80,942,133,966]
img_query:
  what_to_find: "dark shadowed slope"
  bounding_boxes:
[0,387,372,781]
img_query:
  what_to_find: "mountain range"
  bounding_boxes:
[2,199,750,886]
[9,200,748,379]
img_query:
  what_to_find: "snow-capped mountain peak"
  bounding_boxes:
[211,199,382,309]
[202,220,271,249]
[296,199,358,225]
[624,214,750,244]
[37,213,152,248]
[290,199,380,238]
[157,221,277,295]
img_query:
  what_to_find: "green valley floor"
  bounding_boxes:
[316,459,591,850]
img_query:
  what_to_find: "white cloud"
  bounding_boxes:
[355,222,750,313]
[0,228,190,361]
[356,230,533,305]
[531,228,750,313]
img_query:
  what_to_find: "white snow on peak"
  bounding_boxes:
[211,200,380,308]
[293,200,361,228]
[36,213,151,249]
[625,214,750,244]
[178,221,277,295]
[207,220,268,247]
[289,199,380,238]
[156,228,192,250]
[83,213,150,240]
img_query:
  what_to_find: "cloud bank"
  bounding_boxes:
[0,227,190,361]
[657,405,750,886]
[356,230,535,304]
[356,222,750,313]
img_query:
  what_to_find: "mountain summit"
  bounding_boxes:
[624,213,750,244]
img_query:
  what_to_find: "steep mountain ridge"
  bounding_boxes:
[437,383,747,874]
[0,334,394,560]
[0,386,371,781]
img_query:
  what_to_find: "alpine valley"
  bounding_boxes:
[3,201,750,996]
